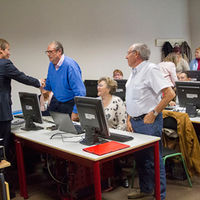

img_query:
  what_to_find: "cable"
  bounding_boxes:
[50,132,84,140]
[46,153,68,185]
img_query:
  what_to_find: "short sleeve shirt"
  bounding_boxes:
[126,61,170,117]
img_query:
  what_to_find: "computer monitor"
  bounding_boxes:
[175,81,200,117]
[19,92,43,131]
[84,79,127,101]
[115,79,127,101]
[186,70,200,81]
[74,96,110,145]
[84,80,98,97]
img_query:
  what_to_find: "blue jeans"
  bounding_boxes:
[130,113,166,200]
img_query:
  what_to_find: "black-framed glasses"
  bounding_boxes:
[45,49,56,54]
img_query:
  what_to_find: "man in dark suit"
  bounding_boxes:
[0,38,43,156]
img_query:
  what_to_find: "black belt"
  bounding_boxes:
[131,114,146,121]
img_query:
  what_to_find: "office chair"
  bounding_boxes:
[162,116,192,187]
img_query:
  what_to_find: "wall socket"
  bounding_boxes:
[155,39,185,47]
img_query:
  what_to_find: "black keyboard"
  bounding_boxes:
[106,132,133,142]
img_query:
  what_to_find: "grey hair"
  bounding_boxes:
[131,43,150,60]
[0,38,9,50]
[50,41,64,54]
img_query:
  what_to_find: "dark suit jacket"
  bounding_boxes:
[0,59,40,121]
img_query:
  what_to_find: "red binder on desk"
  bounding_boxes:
[83,141,130,156]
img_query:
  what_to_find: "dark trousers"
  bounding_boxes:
[0,120,11,158]
[49,96,75,115]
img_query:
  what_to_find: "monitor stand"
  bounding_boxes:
[80,127,107,145]
[21,117,43,131]
[186,104,197,118]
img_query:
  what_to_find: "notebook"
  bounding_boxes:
[49,111,83,134]
[83,141,130,156]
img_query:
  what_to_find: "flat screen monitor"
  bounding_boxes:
[84,79,127,101]
[175,81,200,117]
[84,80,98,97]
[186,70,200,81]
[19,92,43,131]
[74,96,110,145]
[115,79,127,101]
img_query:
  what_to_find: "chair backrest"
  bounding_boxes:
[163,116,177,130]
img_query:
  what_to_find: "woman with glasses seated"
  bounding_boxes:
[97,77,129,187]
[97,77,127,130]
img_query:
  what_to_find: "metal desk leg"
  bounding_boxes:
[15,140,28,199]
[93,161,102,200]
[154,141,161,200]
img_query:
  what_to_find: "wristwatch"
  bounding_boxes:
[152,109,159,117]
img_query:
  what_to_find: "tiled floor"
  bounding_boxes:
[9,161,200,200]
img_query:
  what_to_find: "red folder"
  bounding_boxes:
[83,141,130,156]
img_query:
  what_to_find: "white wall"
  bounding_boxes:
[189,0,200,56]
[0,0,190,110]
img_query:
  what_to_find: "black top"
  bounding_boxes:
[0,59,40,121]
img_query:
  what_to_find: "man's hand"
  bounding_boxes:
[127,115,134,132]
[143,112,156,124]
[169,101,176,106]
[71,112,79,122]
[40,78,46,88]
[143,87,175,124]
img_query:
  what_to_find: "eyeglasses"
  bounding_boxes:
[97,83,107,88]
[45,49,57,54]
[127,50,137,55]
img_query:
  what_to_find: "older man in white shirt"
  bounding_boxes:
[125,43,175,200]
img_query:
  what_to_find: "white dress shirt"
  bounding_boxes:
[55,54,64,70]
[126,61,170,117]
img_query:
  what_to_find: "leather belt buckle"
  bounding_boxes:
[132,114,146,121]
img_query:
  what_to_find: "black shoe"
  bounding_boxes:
[122,178,129,188]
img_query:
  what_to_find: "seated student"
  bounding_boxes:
[113,69,123,80]
[177,71,191,81]
[39,88,53,116]
[97,77,126,130]
[190,47,200,70]
[97,77,128,187]
[169,72,191,107]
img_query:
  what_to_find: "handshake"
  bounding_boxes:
[40,78,46,88]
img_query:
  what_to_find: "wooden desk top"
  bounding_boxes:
[0,160,11,169]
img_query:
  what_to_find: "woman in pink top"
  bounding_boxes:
[158,52,178,87]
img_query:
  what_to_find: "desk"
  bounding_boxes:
[190,116,200,123]
[13,123,161,200]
